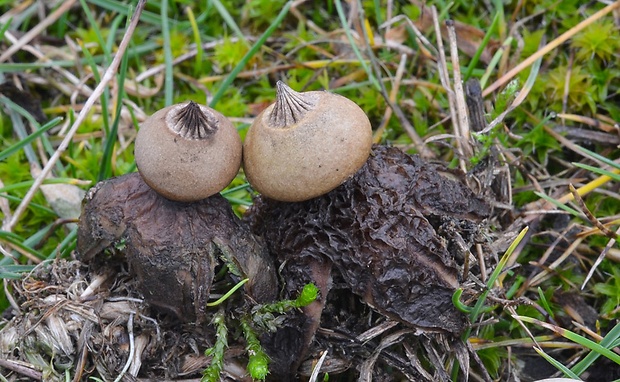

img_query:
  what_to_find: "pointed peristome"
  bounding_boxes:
[169,101,218,139]
[268,81,318,128]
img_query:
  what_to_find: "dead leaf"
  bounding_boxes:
[410,1,499,64]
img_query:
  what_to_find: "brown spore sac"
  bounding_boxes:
[77,172,277,323]
[246,145,491,335]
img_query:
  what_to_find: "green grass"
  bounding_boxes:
[1,0,620,380]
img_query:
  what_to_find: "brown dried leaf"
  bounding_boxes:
[410,1,499,64]
[385,24,408,45]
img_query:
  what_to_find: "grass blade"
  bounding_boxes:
[0,231,45,260]
[0,264,37,279]
[186,7,205,76]
[516,315,620,366]
[161,0,173,106]
[572,163,620,182]
[100,11,132,180]
[210,0,248,46]
[576,145,620,170]
[534,192,582,217]
[209,1,292,108]
[0,117,62,162]
[571,321,620,375]
[464,7,502,80]
[533,346,582,380]
[334,0,380,90]
[468,226,529,325]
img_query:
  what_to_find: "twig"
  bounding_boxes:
[0,0,79,62]
[446,20,473,168]
[308,350,329,382]
[356,5,431,157]
[114,313,135,382]
[556,113,618,133]
[7,0,148,231]
[431,7,460,159]
[0,359,42,380]
[570,184,618,240]
[483,1,620,95]
[372,53,407,143]
[431,7,454,108]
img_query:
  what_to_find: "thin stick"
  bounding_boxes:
[357,5,431,157]
[446,20,472,167]
[7,0,148,231]
[0,0,79,62]
[483,1,620,96]
[431,7,454,111]
[0,359,42,380]
[582,226,620,289]
[372,53,407,143]
[431,7,459,159]
[113,313,135,382]
[570,184,618,240]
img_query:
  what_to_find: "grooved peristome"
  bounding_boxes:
[168,101,218,139]
[135,102,242,202]
[268,81,318,128]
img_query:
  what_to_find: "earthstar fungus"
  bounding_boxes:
[243,81,373,202]
[134,101,242,202]
[78,102,275,323]
[245,145,491,378]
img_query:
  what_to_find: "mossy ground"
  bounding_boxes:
[0,0,619,380]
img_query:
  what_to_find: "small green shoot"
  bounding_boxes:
[206,278,249,307]
[452,289,472,314]
[200,283,318,380]
[537,287,554,319]
[201,310,228,382]
[256,282,319,315]
[240,317,270,380]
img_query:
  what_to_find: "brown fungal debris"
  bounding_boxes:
[243,81,373,202]
[245,145,491,377]
[77,172,277,323]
